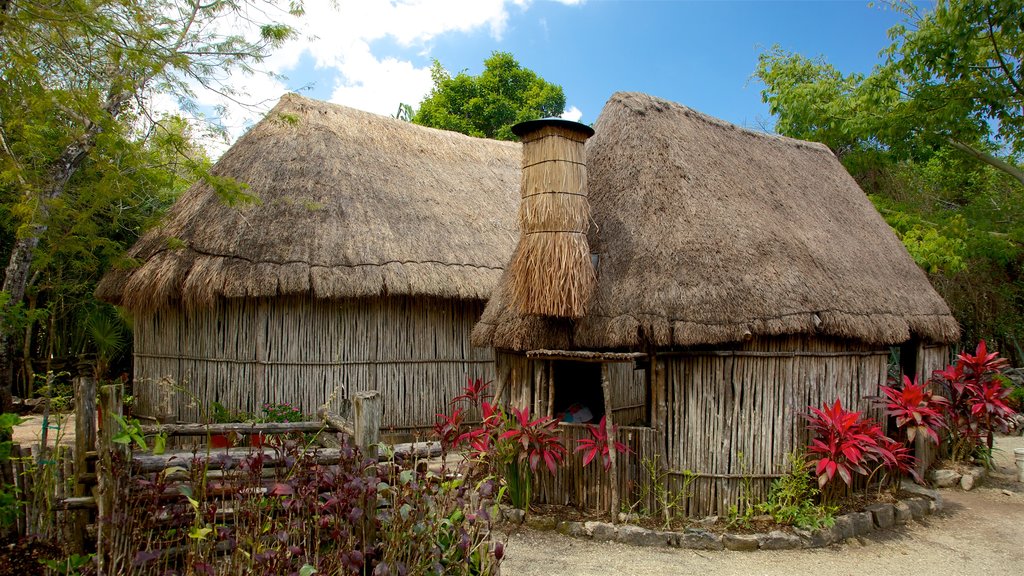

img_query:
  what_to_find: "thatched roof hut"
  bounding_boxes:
[474,92,958,351]
[98,93,520,428]
[99,93,519,310]
[473,92,959,516]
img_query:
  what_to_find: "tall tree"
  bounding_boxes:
[0,0,300,408]
[412,52,566,141]
[754,0,1024,362]
[755,0,1024,183]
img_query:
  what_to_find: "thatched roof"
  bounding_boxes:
[97,93,521,310]
[474,92,960,350]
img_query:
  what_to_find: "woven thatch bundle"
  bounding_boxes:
[475,92,959,350]
[97,94,521,310]
[506,123,595,318]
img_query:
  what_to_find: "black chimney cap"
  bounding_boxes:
[511,117,595,138]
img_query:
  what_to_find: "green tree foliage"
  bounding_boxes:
[755,0,1024,363]
[411,52,566,141]
[0,0,301,404]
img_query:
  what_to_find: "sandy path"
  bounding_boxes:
[9,412,76,448]
[502,436,1024,576]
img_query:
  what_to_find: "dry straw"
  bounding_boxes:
[476,92,959,350]
[506,124,596,318]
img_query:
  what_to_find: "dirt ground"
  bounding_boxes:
[502,435,1024,576]
[9,412,77,448]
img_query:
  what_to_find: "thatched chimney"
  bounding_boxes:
[506,118,596,318]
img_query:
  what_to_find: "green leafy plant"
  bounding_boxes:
[0,412,26,528]
[727,451,756,530]
[757,451,837,531]
[632,454,695,529]
[111,414,165,454]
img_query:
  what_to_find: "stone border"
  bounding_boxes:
[927,465,986,490]
[547,487,942,551]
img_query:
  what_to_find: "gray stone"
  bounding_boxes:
[865,503,896,529]
[616,524,671,547]
[798,525,839,548]
[501,507,525,525]
[556,521,588,538]
[585,521,617,541]
[723,533,759,551]
[525,515,558,531]
[893,501,913,525]
[758,530,803,550]
[617,512,641,523]
[678,529,724,551]
[696,515,720,529]
[833,515,855,540]
[901,481,943,511]
[848,511,875,536]
[905,498,929,520]
[961,466,986,490]
[927,468,960,488]
[900,480,940,500]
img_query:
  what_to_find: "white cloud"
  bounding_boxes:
[560,105,583,122]
[180,0,581,153]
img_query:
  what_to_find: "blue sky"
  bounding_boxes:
[189,1,912,148]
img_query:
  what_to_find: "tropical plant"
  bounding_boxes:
[756,451,837,531]
[575,415,631,470]
[805,399,889,489]
[931,340,1017,460]
[439,378,568,510]
[878,375,948,445]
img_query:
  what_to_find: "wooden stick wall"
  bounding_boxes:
[132,296,495,431]
[501,336,939,518]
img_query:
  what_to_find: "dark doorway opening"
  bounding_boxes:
[552,361,604,424]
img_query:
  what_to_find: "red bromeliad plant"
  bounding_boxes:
[878,375,948,445]
[499,407,568,475]
[453,377,492,407]
[575,416,631,470]
[931,341,1017,459]
[437,378,569,510]
[805,399,894,493]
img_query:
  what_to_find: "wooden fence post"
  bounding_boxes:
[96,383,124,574]
[69,371,97,553]
[601,363,620,524]
[353,391,381,460]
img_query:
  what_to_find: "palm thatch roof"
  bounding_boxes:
[474,92,959,351]
[97,93,521,311]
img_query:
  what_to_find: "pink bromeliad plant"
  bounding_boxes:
[575,416,631,470]
[434,376,632,510]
